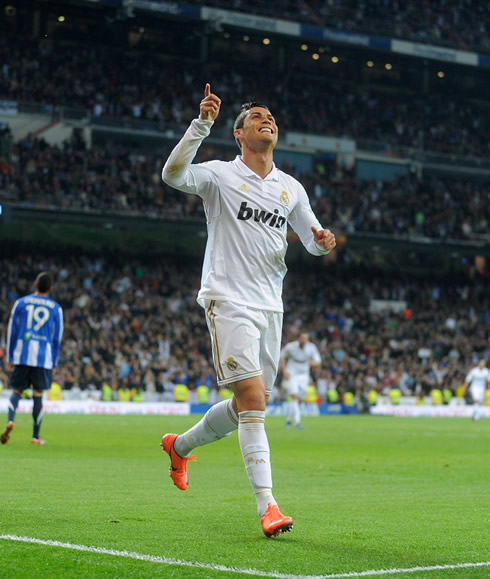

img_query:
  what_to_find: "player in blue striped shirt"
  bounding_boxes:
[1,272,64,445]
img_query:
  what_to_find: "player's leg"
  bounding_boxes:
[234,380,292,536]
[233,374,275,512]
[290,393,301,427]
[7,390,22,423]
[31,391,45,443]
[245,309,292,536]
[1,387,20,444]
[470,387,484,421]
[281,379,292,428]
[161,300,248,489]
[31,368,51,444]
[1,365,29,444]
[177,299,264,458]
[162,398,239,489]
[294,376,308,429]
[230,307,276,518]
[292,396,301,428]
[172,398,239,457]
[285,376,299,427]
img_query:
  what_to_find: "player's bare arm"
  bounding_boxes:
[281,359,290,380]
[311,226,336,252]
[200,83,221,121]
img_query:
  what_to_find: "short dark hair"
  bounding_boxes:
[35,271,53,293]
[233,100,270,150]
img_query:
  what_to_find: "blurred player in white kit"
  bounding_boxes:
[281,332,321,429]
[462,359,490,421]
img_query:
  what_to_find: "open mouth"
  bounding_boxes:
[259,127,273,134]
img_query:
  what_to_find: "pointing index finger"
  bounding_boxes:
[204,83,211,97]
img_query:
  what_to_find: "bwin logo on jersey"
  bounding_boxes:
[237,201,286,229]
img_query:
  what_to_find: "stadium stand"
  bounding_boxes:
[1,34,489,158]
[190,0,490,54]
[0,248,488,404]
[0,1,489,409]
[1,133,488,242]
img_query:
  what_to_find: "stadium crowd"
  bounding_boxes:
[0,2,488,409]
[1,35,490,159]
[1,130,488,243]
[192,0,490,54]
[1,249,488,404]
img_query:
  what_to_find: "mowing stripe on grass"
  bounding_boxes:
[0,534,489,578]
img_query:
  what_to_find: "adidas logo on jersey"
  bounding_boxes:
[238,184,249,193]
[237,201,286,229]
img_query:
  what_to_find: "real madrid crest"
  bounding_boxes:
[226,357,238,371]
[280,190,289,206]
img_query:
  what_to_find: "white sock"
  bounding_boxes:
[291,399,301,425]
[238,410,276,517]
[472,405,482,420]
[174,399,238,457]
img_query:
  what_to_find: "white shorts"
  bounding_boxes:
[284,373,309,399]
[204,300,282,395]
[470,386,485,404]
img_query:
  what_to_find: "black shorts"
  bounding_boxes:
[9,365,52,392]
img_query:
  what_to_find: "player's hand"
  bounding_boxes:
[311,226,336,252]
[7,362,14,372]
[200,83,221,121]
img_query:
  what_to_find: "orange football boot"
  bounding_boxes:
[1,421,14,445]
[260,503,293,538]
[161,433,196,490]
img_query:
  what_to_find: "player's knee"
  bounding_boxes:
[232,376,267,411]
[245,395,265,411]
[235,388,266,411]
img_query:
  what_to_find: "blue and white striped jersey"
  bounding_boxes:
[7,293,64,370]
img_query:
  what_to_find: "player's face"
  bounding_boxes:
[299,333,309,346]
[236,107,278,152]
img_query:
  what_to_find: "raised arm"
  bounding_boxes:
[162,84,222,194]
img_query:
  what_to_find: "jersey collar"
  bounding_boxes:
[233,155,279,181]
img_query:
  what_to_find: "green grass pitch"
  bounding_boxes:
[0,414,489,578]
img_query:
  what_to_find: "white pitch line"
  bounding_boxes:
[0,534,489,578]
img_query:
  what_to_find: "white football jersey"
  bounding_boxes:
[465,366,490,389]
[281,340,321,376]
[162,118,329,312]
